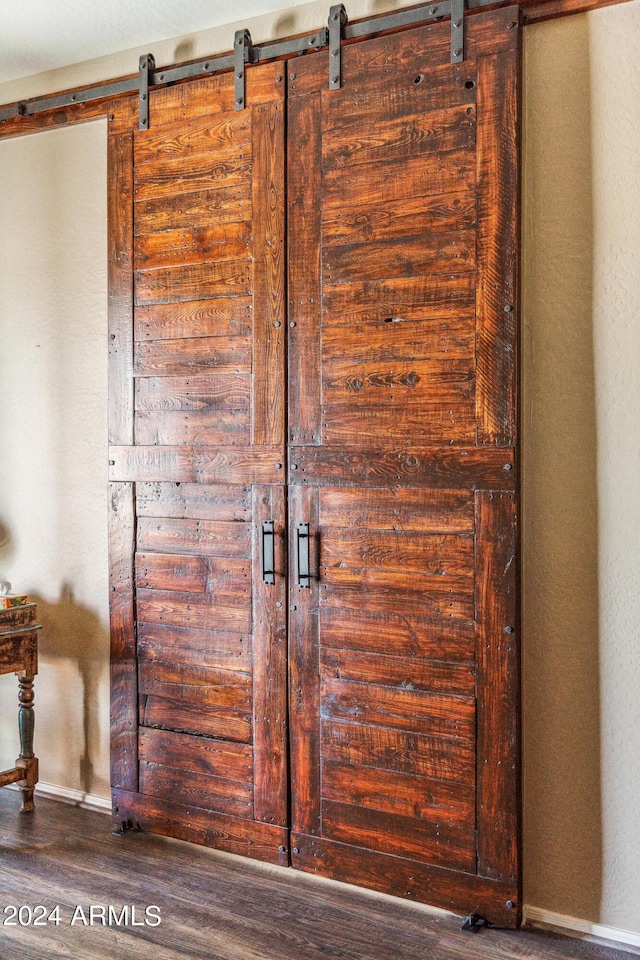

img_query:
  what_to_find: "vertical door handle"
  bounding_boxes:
[296,523,310,588]
[260,521,275,585]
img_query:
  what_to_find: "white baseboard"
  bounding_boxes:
[524,906,640,954]
[32,781,112,814]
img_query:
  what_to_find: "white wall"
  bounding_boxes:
[0,0,639,940]
[0,121,109,802]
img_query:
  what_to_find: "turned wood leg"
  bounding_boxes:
[17,674,37,812]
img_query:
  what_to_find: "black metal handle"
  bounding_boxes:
[296,523,310,588]
[260,521,275,585]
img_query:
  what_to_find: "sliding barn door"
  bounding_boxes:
[109,61,289,865]
[287,7,521,924]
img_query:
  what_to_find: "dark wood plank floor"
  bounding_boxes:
[0,791,632,960]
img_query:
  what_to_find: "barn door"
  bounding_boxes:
[287,7,521,925]
[108,60,289,865]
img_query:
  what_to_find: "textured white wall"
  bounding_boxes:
[523,0,640,935]
[0,121,109,801]
[0,0,638,937]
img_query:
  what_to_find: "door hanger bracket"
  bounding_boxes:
[138,53,155,131]
[234,29,254,110]
[450,0,465,64]
[328,4,347,90]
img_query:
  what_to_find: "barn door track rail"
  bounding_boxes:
[0,0,498,127]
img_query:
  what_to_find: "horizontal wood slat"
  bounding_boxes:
[320,800,476,872]
[322,189,476,247]
[134,222,252,271]
[139,726,253,781]
[137,621,251,671]
[134,109,252,166]
[319,487,474,533]
[322,232,475,286]
[320,567,474,620]
[289,446,516,489]
[322,292,475,334]
[135,298,252,341]
[112,788,288,866]
[322,762,475,828]
[140,696,252,743]
[320,678,475,741]
[139,761,253,819]
[135,185,251,235]
[320,529,473,577]
[136,589,252,633]
[321,720,475,784]
[135,408,250,446]
[135,260,252,306]
[134,336,252,377]
[135,552,250,596]
[136,482,251,520]
[319,608,475,661]
[321,359,475,407]
[290,833,517,927]
[322,104,476,171]
[320,648,475,696]
[109,445,286,484]
[137,517,251,558]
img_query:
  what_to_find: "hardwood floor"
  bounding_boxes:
[0,791,632,960]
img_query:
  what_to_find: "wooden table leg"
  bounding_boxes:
[17,673,38,812]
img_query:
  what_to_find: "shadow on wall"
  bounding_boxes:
[31,585,109,798]
[523,17,602,918]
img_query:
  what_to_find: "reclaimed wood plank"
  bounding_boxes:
[252,100,286,446]
[252,485,288,826]
[320,800,476,872]
[134,108,252,166]
[137,621,251,671]
[136,481,251,521]
[108,131,134,445]
[134,184,251,235]
[134,297,252,341]
[320,529,473,577]
[140,695,252,743]
[135,408,250,446]
[139,726,253,781]
[134,154,251,202]
[322,104,475,171]
[135,374,250,413]
[134,222,252,270]
[321,720,475,784]
[319,608,476,661]
[321,763,475,828]
[476,47,520,445]
[322,151,475,213]
[289,446,516,489]
[135,260,252,306]
[136,589,252,633]
[112,788,289,865]
[320,402,476,445]
[320,678,475,741]
[109,444,285,484]
[322,283,475,330]
[319,486,474,533]
[320,649,475,697]
[323,231,475,286]
[135,552,250,597]
[320,567,474,621]
[140,761,253,819]
[476,491,520,883]
[288,91,322,446]
[139,659,252,710]
[289,484,322,836]
[137,516,251,558]
[322,189,476,246]
[134,335,252,376]
[290,832,517,927]
[321,359,475,407]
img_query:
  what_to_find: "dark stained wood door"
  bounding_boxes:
[287,7,521,926]
[108,60,289,866]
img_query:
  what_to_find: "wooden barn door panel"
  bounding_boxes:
[109,61,289,865]
[287,7,520,925]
